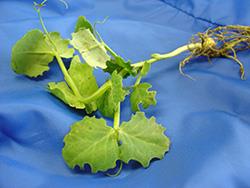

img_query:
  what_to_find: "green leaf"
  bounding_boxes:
[46,32,74,58]
[48,56,99,113]
[11,29,74,77]
[130,82,156,112]
[104,56,136,77]
[11,29,54,77]
[68,56,99,98]
[62,116,119,173]
[119,112,170,167]
[48,81,85,109]
[97,71,127,118]
[75,16,94,33]
[71,29,110,69]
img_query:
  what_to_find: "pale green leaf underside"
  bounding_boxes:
[11,29,74,77]
[130,82,157,112]
[97,71,127,118]
[119,112,170,167]
[71,29,110,69]
[62,116,119,173]
[48,56,98,113]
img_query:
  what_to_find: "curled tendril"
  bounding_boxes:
[180,25,250,80]
[93,16,110,43]
[105,162,123,177]
[59,0,69,9]
[33,0,68,11]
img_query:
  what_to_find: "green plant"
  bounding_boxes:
[11,0,249,175]
[11,1,170,175]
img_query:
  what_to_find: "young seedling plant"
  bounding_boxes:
[11,0,249,175]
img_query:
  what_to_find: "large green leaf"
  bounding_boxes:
[97,71,127,118]
[11,29,74,77]
[71,29,110,69]
[48,56,99,113]
[62,116,119,173]
[12,29,53,77]
[130,82,156,112]
[119,112,170,167]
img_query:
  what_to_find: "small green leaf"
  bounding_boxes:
[130,82,156,112]
[119,112,170,167]
[75,16,94,33]
[71,29,110,69]
[140,62,151,77]
[11,29,74,77]
[62,116,119,173]
[48,81,85,109]
[97,71,127,118]
[48,56,99,113]
[105,56,136,77]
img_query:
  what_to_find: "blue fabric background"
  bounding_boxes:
[1,0,250,187]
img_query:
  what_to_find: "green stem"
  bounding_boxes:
[113,103,120,130]
[36,9,81,97]
[103,43,119,58]
[80,81,112,103]
[131,43,202,68]
[134,74,142,87]
[54,54,81,97]
[37,9,54,45]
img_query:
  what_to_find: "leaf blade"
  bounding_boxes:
[97,71,127,118]
[75,16,94,33]
[62,116,119,173]
[11,29,54,77]
[104,56,136,77]
[119,112,170,167]
[71,29,110,69]
[48,81,85,109]
[130,82,157,112]
[47,32,74,58]
[11,29,74,77]
[48,56,99,113]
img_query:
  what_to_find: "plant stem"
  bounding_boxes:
[54,54,81,96]
[131,43,202,68]
[36,9,81,97]
[113,103,120,130]
[80,80,112,103]
[134,74,142,87]
[103,43,119,58]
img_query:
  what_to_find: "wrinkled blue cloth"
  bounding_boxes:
[1,0,250,187]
